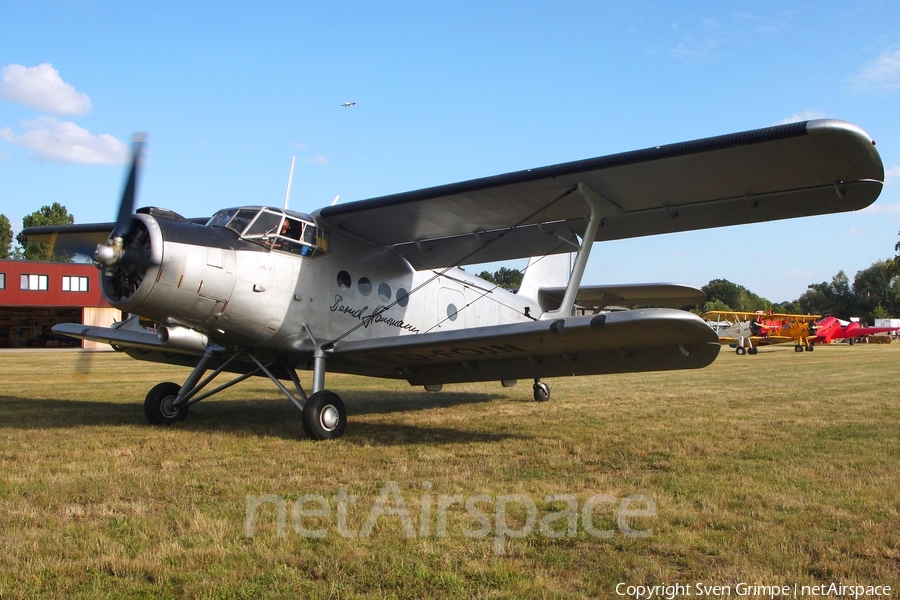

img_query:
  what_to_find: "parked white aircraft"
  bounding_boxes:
[23,120,884,439]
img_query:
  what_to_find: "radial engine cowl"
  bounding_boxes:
[100,213,163,311]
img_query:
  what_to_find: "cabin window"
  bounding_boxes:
[396,288,409,307]
[20,274,48,291]
[337,271,351,289]
[358,277,372,296]
[62,276,89,292]
[378,283,392,302]
[447,304,458,321]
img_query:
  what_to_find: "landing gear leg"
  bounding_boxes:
[533,378,550,402]
[298,347,347,440]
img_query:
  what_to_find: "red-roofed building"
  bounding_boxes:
[0,260,121,348]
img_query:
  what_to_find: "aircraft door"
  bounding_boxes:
[437,288,467,330]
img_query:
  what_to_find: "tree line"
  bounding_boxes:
[4,203,900,321]
[0,203,75,262]
[700,256,900,323]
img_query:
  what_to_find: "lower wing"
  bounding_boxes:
[326,309,720,386]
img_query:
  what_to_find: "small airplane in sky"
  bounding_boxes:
[23,119,884,439]
[703,310,821,354]
[340,102,356,107]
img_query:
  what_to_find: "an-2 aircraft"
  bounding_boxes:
[23,120,884,440]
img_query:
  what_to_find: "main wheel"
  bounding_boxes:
[748,347,759,355]
[736,347,746,355]
[805,345,814,352]
[302,390,347,440]
[144,382,189,425]
[533,381,550,402]
[794,345,804,352]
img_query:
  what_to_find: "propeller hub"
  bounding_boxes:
[94,242,121,267]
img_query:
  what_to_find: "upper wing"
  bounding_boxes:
[325,308,721,386]
[317,119,883,269]
[21,216,209,255]
[539,283,706,311]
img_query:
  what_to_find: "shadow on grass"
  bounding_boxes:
[0,390,526,444]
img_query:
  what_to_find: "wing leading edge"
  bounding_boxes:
[317,119,883,269]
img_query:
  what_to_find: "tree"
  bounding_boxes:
[701,278,771,312]
[0,214,12,259]
[852,260,900,320]
[799,271,854,317]
[477,267,523,290]
[16,203,75,262]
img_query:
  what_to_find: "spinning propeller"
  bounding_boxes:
[94,135,154,301]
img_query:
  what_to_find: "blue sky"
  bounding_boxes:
[1,1,898,302]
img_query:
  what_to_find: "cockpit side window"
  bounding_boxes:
[210,207,328,257]
[243,210,284,239]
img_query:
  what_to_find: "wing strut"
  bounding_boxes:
[540,182,611,319]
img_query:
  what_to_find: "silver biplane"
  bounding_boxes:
[22,120,884,439]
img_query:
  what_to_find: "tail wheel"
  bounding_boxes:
[302,390,347,440]
[144,382,189,425]
[533,381,550,402]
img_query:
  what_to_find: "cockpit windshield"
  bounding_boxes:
[206,207,328,257]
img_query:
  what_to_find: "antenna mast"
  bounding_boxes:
[283,156,296,209]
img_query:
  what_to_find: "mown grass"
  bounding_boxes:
[1,344,898,598]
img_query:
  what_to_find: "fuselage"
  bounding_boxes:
[105,206,535,355]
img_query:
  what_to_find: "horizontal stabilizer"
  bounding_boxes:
[539,283,706,311]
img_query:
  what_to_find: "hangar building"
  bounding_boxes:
[0,260,120,349]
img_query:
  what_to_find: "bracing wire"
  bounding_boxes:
[323,185,579,348]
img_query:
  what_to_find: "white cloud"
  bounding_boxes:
[776,110,827,125]
[0,63,91,115]
[1,116,127,165]
[672,37,721,63]
[886,165,900,184]
[861,201,900,214]
[847,49,900,94]
[303,156,329,166]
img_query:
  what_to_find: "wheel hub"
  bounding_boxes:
[161,395,180,418]
[320,405,339,431]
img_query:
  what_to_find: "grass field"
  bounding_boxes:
[1,343,899,598]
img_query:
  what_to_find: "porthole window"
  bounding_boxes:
[337,270,351,289]
[396,288,409,307]
[358,277,372,296]
[447,303,458,321]
[378,282,392,302]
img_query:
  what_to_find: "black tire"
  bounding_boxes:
[736,347,746,356]
[533,381,550,402]
[144,382,189,425]
[302,390,347,440]
[805,345,814,352]
[748,347,758,355]
[794,345,804,353]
